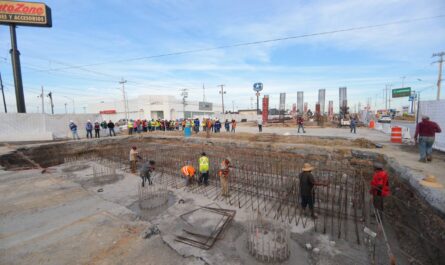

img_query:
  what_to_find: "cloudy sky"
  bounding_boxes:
[0,0,444,113]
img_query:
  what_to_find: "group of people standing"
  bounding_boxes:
[128,119,179,134]
[69,120,116,140]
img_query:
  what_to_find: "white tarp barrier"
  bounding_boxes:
[419,100,445,151]
[0,113,120,142]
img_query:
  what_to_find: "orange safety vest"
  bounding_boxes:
[181,165,195,177]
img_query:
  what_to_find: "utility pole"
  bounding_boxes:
[0,72,6,113]
[47,91,54,114]
[218,84,226,114]
[202,83,206,102]
[401,76,406,88]
[39,86,45,114]
[384,84,392,110]
[250,97,254,109]
[180,88,188,119]
[119,78,128,120]
[432,52,444,100]
[64,103,67,114]
[232,100,235,112]
[83,106,86,113]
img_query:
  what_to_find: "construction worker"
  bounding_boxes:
[299,163,323,219]
[370,163,390,213]
[219,158,231,197]
[198,152,210,185]
[414,116,442,162]
[140,160,155,187]
[297,116,306,133]
[181,164,196,186]
[129,146,142,173]
[128,120,133,135]
[206,118,212,138]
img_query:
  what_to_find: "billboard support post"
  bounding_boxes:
[9,25,26,113]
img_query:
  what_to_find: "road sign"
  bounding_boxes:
[253,83,263,92]
[408,96,414,101]
[392,87,411,98]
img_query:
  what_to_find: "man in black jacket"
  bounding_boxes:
[107,120,116,136]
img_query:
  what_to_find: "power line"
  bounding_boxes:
[34,15,445,72]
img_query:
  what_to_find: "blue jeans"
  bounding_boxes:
[298,124,305,133]
[72,131,80,140]
[419,136,434,160]
[350,125,356,133]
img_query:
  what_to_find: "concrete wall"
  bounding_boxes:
[419,100,445,151]
[215,113,261,122]
[0,113,118,142]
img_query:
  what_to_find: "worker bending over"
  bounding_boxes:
[140,160,156,187]
[181,165,196,186]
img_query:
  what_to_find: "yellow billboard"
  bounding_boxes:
[0,1,51,27]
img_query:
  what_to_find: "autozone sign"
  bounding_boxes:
[0,1,52,27]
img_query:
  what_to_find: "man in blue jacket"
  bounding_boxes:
[85,120,93,138]
[69,120,80,140]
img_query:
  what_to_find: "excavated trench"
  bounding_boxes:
[1,136,444,265]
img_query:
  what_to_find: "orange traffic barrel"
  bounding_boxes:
[369,120,375,129]
[391,126,402,143]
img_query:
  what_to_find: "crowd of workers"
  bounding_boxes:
[67,118,239,140]
[126,118,238,134]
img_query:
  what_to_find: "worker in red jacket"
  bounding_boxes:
[414,116,442,162]
[370,163,390,212]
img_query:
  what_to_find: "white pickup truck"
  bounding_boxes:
[340,119,351,126]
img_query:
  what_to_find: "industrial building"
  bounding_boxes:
[87,95,222,120]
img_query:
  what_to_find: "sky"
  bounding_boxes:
[0,0,444,114]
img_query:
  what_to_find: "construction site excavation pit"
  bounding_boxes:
[1,135,444,265]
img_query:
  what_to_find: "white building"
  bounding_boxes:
[88,95,222,121]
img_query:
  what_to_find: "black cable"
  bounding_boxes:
[39,15,445,72]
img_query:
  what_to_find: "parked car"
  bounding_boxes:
[378,115,391,123]
[115,119,129,126]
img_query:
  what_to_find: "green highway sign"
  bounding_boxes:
[392,87,411,98]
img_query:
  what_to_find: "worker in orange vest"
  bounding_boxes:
[181,165,196,186]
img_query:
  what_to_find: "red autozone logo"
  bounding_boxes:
[0,2,45,16]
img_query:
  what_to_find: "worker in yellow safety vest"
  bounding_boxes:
[198,152,210,186]
[128,120,133,135]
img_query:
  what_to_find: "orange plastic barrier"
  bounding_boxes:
[369,120,375,129]
[391,126,402,143]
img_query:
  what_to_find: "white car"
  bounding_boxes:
[378,116,391,123]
